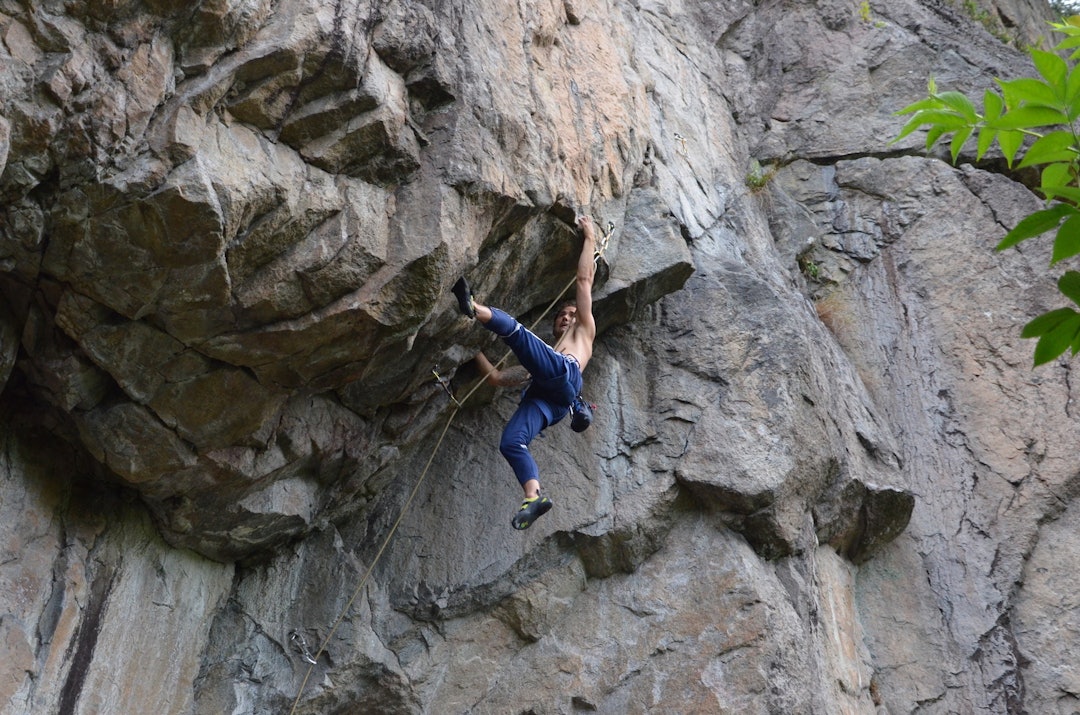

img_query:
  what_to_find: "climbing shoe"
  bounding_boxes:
[451,277,476,318]
[511,495,552,530]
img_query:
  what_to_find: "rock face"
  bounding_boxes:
[0,0,1073,713]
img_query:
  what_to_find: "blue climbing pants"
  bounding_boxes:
[484,308,583,486]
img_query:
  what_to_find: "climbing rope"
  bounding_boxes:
[287,217,614,715]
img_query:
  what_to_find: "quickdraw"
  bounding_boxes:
[431,364,461,407]
[595,220,615,260]
[673,132,688,156]
[289,630,318,665]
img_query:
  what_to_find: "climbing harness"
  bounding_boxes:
[288,217,614,715]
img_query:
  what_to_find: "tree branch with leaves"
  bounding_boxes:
[894,16,1080,366]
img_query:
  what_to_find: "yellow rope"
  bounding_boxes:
[287,220,612,714]
[288,408,459,713]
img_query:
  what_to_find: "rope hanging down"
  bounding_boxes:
[288,218,614,715]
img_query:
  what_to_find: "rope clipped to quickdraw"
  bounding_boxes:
[430,364,462,407]
[287,217,614,715]
[288,409,461,714]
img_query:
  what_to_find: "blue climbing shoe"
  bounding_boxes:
[511,495,552,530]
[451,277,476,318]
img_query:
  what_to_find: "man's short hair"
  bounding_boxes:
[555,299,577,313]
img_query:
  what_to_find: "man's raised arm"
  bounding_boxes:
[574,215,597,339]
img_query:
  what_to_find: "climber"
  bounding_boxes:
[451,214,597,530]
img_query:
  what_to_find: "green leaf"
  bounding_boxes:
[1021,306,1076,338]
[1043,162,1074,190]
[895,96,946,116]
[893,115,924,144]
[997,203,1076,251]
[998,129,1024,167]
[1053,216,1080,264]
[936,91,979,122]
[950,125,974,163]
[988,106,1068,130]
[977,126,997,160]
[915,109,970,128]
[1031,50,1069,98]
[1056,35,1080,51]
[1031,312,1080,366]
[892,114,924,144]
[1017,130,1080,168]
[893,109,968,143]
[997,78,1061,109]
[1059,270,1080,305]
[1067,67,1080,117]
[983,89,1003,120]
[1042,184,1080,204]
[925,125,948,151]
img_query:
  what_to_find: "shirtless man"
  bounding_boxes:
[451,215,597,529]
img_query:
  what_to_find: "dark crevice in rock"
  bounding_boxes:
[574,484,690,579]
[799,147,1042,196]
[974,613,1028,713]
[56,566,116,714]
[389,533,579,623]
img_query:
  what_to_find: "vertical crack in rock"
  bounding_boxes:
[56,567,115,714]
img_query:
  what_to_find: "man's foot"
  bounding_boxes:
[451,277,476,318]
[511,495,552,530]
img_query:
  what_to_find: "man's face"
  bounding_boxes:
[554,305,577,337]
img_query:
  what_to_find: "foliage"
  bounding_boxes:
[893,16,1080,366]
[858,0,872,24]
[1050,1,1080,21]
[798,254,821,280]
[968,0,1018,43]
[953,0,1016,44]
[745,159,777,191]
[857,1,886,29]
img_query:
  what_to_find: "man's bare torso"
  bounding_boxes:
[557,324,592,371]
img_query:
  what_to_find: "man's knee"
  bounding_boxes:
[499,433,537,485]
[484,307,520,338]
[499,432,525,459]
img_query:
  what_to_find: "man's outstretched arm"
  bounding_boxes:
[475,352,530,388]
[574,215,597,340]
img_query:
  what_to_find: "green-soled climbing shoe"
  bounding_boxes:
[511,495,552,530]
